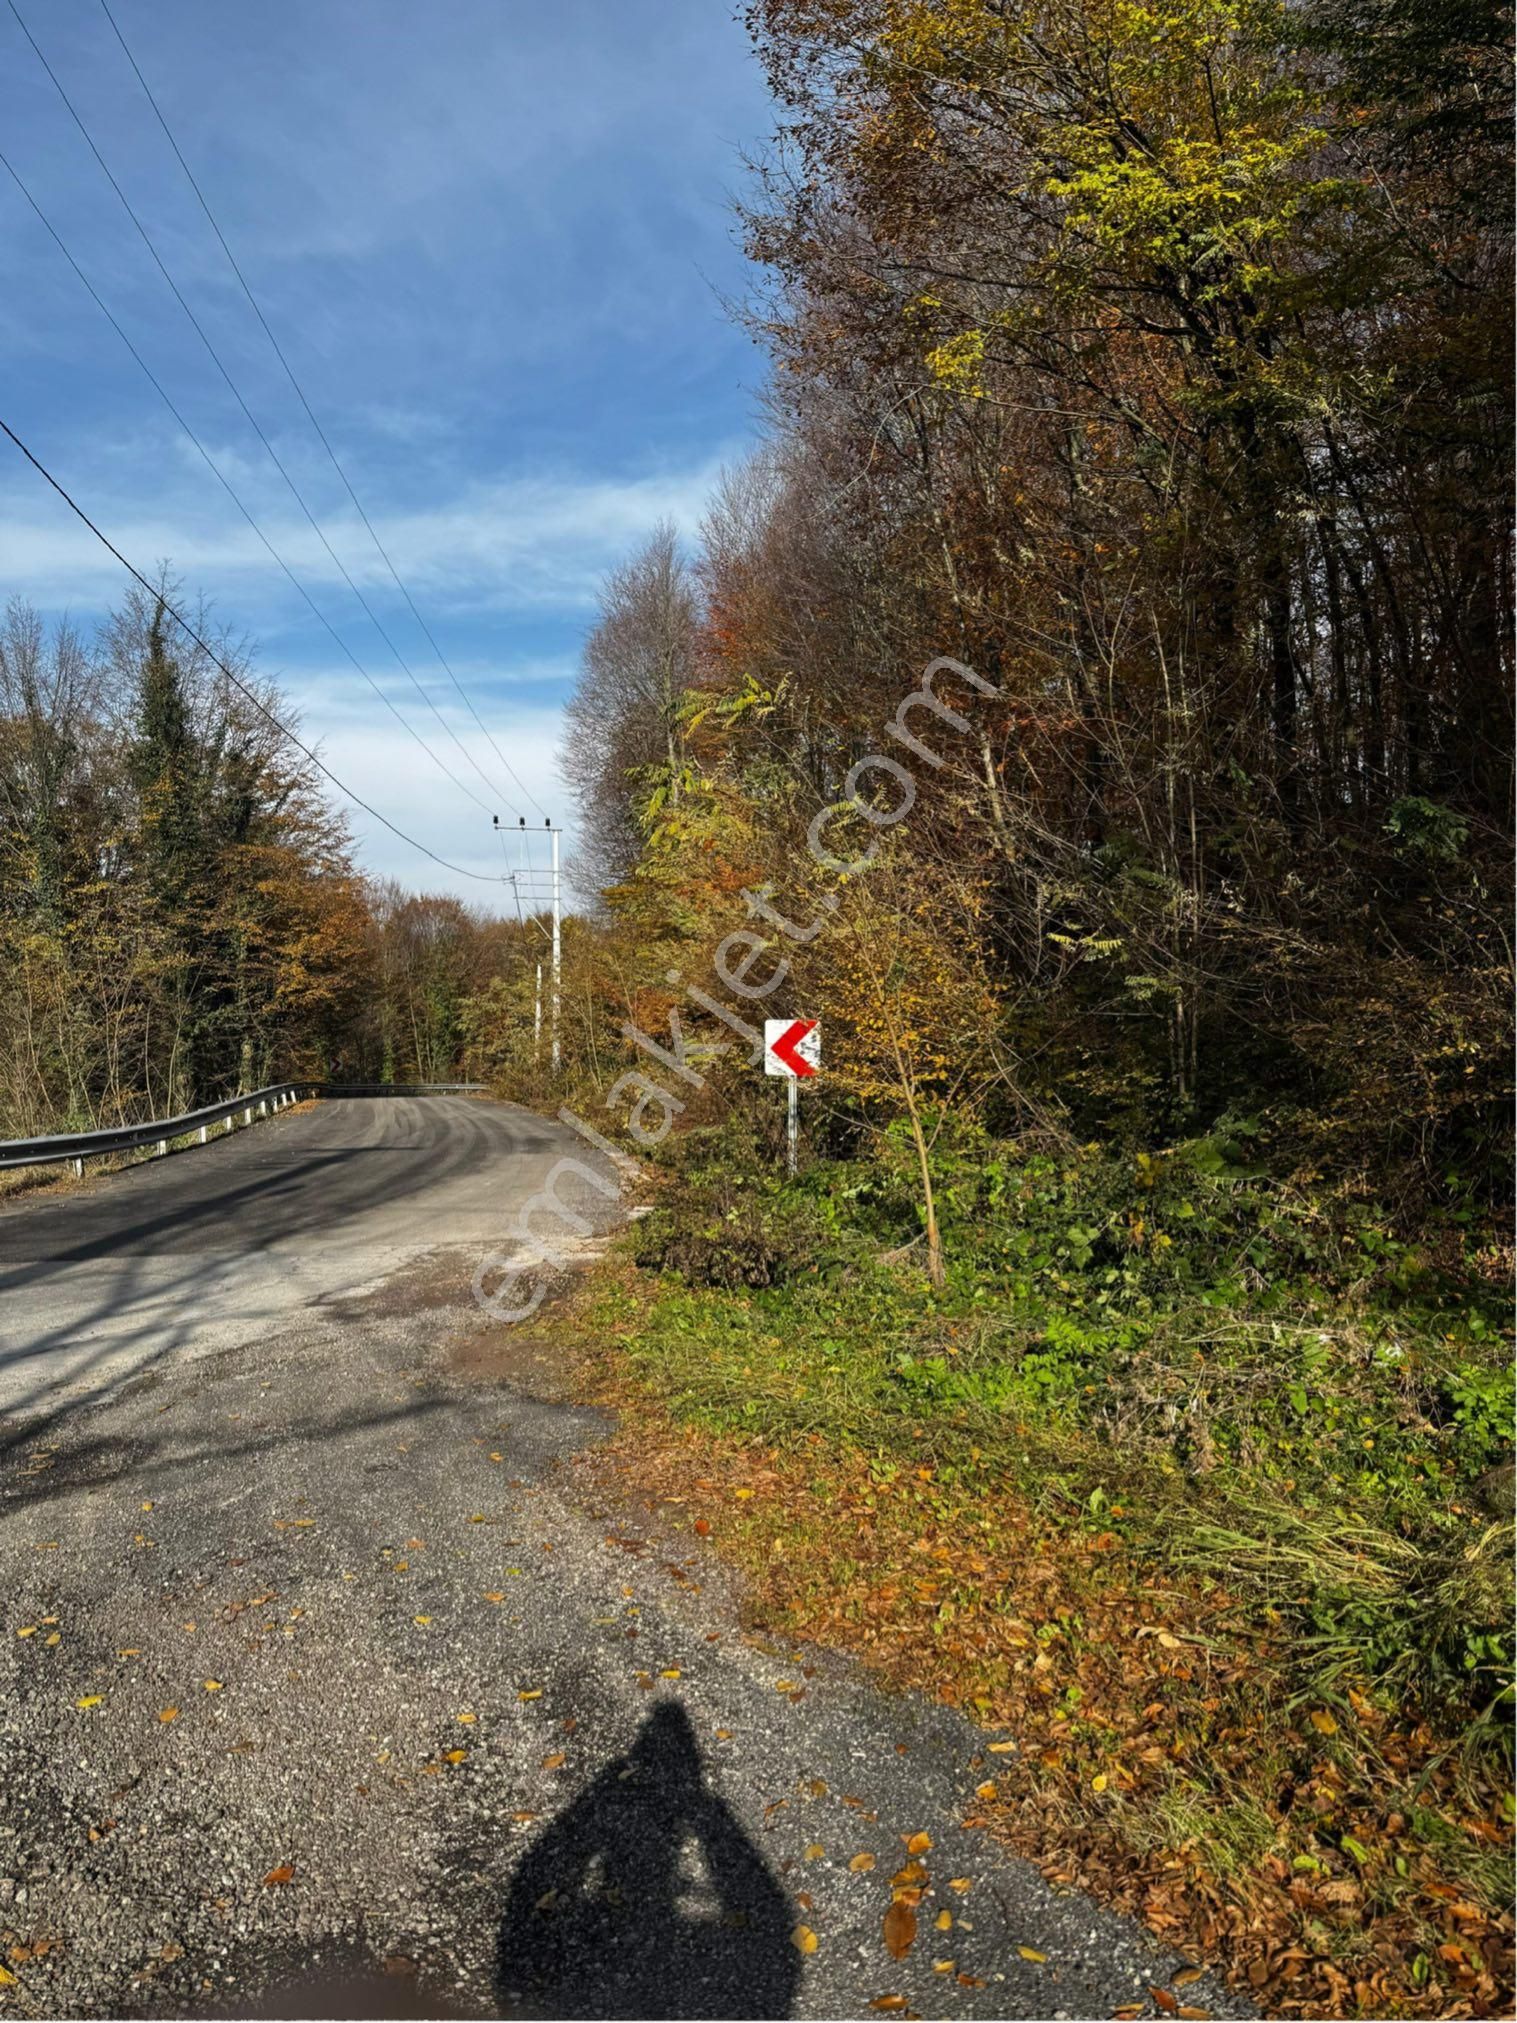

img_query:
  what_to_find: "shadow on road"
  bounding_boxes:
[495,1700,801,2019]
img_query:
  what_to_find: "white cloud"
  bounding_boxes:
[0,450,733,617]
[297,697,578,909]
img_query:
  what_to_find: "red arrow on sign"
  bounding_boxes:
[770,1018,818,1077]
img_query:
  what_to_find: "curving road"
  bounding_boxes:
[0,1094,618,1426]
[0,1094,1245,2020]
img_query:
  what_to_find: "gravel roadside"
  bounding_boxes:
[0,1164,1248,2019]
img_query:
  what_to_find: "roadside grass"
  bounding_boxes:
[543,1120,1513,2018]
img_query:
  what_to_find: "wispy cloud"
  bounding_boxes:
[0,450,734,616]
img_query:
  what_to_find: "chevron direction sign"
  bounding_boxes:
[764,1018,820,1078]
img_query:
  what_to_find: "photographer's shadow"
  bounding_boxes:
[495,1700,801,2019]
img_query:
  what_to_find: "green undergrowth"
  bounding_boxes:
[617,1116,1514,1724]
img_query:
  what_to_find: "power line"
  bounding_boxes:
[94,0,548,823]
[5,0,523,822]
[0,142,503,828]
[0,414,511,888]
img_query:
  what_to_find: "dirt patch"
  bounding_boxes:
[320,1247,482,1324]
[443,1325,583,1402]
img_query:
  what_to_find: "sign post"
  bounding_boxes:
[763,1018,820,1177]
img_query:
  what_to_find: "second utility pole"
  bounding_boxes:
[549,822,561,1073]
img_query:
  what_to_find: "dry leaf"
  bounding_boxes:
[482,1592,506,1604]
[75,1695,102,1709]
[457,1712,477,1724]
[775,1679,796,1692]
[933,1959,955,1973]
[204,1680,223,1692]
[804,1843,824,1860]
[15,1626,35,1639]
[869,1996,907,2011]
[1091,1773,1108,1792]
[849,1852,876,1873]
[262,1864,294,1887]
[792,1925,818,1956]
[904,1831,932,1854]
[987,1740,1016,1753]
[1309,1709,1339,1735]
[1018,1946,1047,1963]
[519,1689,542,1701]
[444,1749,467,1764]
[975,1780,997,1799]
[1178,2008,1212,2020]
[158,1707,179,1723]
[1151,1989,1179,2015]
[542,1752,566,1770]
[947,1877,972,1893]
[883,1899,917,1960]
[935,1910,953,1932]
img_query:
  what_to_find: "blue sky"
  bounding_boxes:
[0,0,773,904]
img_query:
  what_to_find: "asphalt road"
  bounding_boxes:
[0,1095,1245,2020]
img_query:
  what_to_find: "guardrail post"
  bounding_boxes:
[72,1157,83,1179]
[199,1125,208,1144]
[243,1107,252,1126]
[157,1140,167,1157]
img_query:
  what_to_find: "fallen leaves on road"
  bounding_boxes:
[519,1688,542,1701]
[883,1900,917,1960]
[542,1753,566,1770]
[75,1696,102,1710]
[904,1831,932,1854]
[1018,1945,1047,1963]
[158,1707,178,1723]
[262,1865,294,1887]
[791,1925,818,1955]
[849,1852,876,1872]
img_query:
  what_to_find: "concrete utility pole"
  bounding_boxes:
[549,822,561,1072]
[496,813,561,1073]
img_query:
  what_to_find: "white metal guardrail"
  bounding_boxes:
[0,1082,486,1172]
